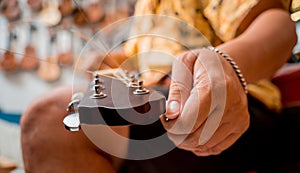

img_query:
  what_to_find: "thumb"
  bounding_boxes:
[166,51,198,119]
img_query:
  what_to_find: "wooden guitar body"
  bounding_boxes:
[20,45,39,70]
[1,51,17,73]
[1,0,21,21]
[73,8,87,26]
[39,0,61,27]
[37,57,60,82]
[58,52,72,66]
[59,0,74,16]
[27,0,42,11]
[86,3,104,23]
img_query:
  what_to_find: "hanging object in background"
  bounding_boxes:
[85,1,104,24]
[73,8,87,26]
[0,30,18,73]
[57,22,73,66]
[39,0,62,27]
[38,33,61,82]
[1,0,21,22]
[0,156,17,173]
[27,0,42,12]
[20,24,39,70]
[72,0,88,27]
[59,0,74,17]
[38,57,60,82]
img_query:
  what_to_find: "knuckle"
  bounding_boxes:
[189,140,200,149]
[193,150,210,157]
[193,151,203,156]
[170,81,190,94]
[175,51,197,66]
[210,146,223,155]
[184,135,201,148]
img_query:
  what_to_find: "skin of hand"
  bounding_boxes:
[161,48,250,156]
[161,8,297,156]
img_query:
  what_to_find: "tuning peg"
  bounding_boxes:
[133,80,150,95]
[91,84,107,99]
[63,112,80,131]
[93,78,104,86]
[64,92,83,132]
[127,73,142,88]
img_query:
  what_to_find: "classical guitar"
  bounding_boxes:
[0,30,18,73]
[27,0,42,11]
[1,0,21,22]
[59,0,74,17]
[20,24,39,70]
[63,69,166,131]
[37,34,61,82]
[85,2,105,24]
[57,23,73,66]
[38,0,62,27]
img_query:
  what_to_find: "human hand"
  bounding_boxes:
[161,48,250,156]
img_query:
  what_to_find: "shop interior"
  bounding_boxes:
[0,0,300,173]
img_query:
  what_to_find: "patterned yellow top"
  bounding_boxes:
[125,0,291,55]
[123,0,292,111]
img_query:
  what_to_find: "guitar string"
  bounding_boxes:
[70,29,123,75]
[0,46,121,80]
[85,69,131,85]
[1,0,136,89]
[0,47,55,64]
[72,0,120,71]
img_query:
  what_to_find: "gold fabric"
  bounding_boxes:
[123,0,292,111]
[124,0,263,57]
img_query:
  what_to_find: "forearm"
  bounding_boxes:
[218,9,297,84]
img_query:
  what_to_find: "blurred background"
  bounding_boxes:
[0,0,299,172]
[0,0,135,172]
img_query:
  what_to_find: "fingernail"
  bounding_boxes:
[166,100,180,119]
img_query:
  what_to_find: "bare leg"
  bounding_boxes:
[21,86,127,173]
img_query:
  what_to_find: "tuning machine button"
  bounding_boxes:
[93,78,103,86]
[92,74,105,90]
[64,92,83,132]
[133,80,150,95]
[63,112,80,132]
[90,74,107,99]
[66,99,80,113]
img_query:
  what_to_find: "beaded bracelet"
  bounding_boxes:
[208,46,248,94]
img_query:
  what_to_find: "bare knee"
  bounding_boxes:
[21,85,72,140]
[20,86,119,172]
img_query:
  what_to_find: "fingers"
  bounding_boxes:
[170,121,232,151]
[162,48,251,156]
[165,50,198,120]
[164,48,226,135]
[194,48,227,145]
[170,121,245,156]
[193,133,241,156]
[162,86,211,134]
[168,101,249,156]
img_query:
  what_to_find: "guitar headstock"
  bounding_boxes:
[64,69,166,130]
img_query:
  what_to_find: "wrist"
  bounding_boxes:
[207,46,248,94]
